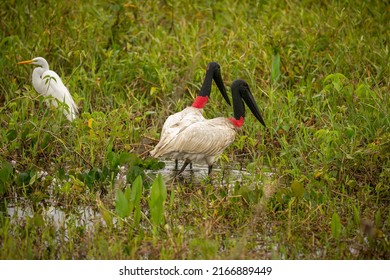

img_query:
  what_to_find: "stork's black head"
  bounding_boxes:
[231,79,266,127]
[198,62,230,106]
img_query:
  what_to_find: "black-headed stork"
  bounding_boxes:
[150,62,230,170]
[151,79,266,174]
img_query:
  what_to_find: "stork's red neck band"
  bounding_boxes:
[229,117,245,127]
[191,96,209,109]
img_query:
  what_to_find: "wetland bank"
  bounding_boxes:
[1,0,389,259]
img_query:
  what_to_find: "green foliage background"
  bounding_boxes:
[0,0,389,259]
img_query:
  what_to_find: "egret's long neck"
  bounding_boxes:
[32,67,45,79]
[37,58,50,72]
[32,67,46,90]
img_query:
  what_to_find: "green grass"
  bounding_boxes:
[0,0,389,259]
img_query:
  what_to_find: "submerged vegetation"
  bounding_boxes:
[0,0,389,259]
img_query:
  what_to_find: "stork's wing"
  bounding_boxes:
[160,107,203,136]
[153,117,236,158]
[151,107,204,156]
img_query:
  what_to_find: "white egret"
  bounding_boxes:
[17,57,78,121]
[150,79,266,174]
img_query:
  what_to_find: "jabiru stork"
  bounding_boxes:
[151,79,266,175]
[150,62,231,170]
[17,57,78,122]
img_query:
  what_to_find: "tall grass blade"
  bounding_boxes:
[331,212,342,240]
[271,50,281,84]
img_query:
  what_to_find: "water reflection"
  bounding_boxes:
[5,160,275,230]
[7,203,99,231]
[145,160,274,187]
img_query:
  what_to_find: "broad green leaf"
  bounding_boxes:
[118,152,141,166]
[291,181,304,197]
[331,212,341,240]
[143,158,165,170]
[149,173,167,228]
[33,213,45,227]
[131,175,143,226]
[6,129,17,141]
[126,165,145,183]
[16,171,31,186]
[106,150,119,169]
[0,161,13,182]
[115,189,130,218]
[353,205,360,226]
[0,161,13,194]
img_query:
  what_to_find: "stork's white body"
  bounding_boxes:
[151,114,237,166]
[150,107,204,158]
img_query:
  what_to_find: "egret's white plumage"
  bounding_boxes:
[18,57,78,121]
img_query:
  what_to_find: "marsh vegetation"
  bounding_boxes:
[0,0,389,259]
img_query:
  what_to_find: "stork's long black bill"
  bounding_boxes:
[242,87,266,127]
[213,67,231,106]
[231,79,266,127]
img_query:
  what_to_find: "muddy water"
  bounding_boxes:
[5,161,275,229]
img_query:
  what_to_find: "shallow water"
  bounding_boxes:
[145,160,274,187]
[7,202,99,231]
[5,161,275,230]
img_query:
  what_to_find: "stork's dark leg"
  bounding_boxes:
[208,165,213,175]
[178,160,191,175]
[175,159,178,170]
[190,163,193,170]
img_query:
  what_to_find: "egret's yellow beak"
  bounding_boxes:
[17,59,34,65]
